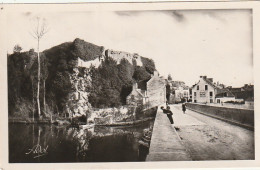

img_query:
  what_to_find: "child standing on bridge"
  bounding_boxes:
[161,105,174,125]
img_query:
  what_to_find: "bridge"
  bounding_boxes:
[146,104,254,161]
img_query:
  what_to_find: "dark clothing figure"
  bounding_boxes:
[161,106,174,124]
[182,103,186,114]
[166,114,174,124]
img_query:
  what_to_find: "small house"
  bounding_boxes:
[126,83,148,106]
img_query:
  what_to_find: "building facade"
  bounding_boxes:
[192,76,219,103]
[191,76,246,104]
[147,71,166,107]
[168,81,190,103]
[126,83,148,107]
[126,71,166,108]
[174,86,190,102]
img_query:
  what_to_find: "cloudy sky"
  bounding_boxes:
[7,9,253,87]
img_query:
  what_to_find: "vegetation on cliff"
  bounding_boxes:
[8,38,156,120]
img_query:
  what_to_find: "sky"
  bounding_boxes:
[6,9,253,87]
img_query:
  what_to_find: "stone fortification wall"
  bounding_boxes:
[105,49,143,66]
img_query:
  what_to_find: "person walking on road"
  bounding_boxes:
[161,105,174,125]
[182,103,186,114]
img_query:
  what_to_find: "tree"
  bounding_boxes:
[13,44,22,53]
[41,54,49,116]
[30,17,48,118]
[30,61,38,122]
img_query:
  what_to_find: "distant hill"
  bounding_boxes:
[8,38,156,118]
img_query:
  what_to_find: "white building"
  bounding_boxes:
[175,86,190,102]
[192,76,238,104]
[192,76,221,103]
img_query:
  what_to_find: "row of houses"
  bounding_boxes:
[191,76,254,106]
[124,73,254,109]
[165,80,190,103]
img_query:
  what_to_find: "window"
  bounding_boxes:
[209,91,213,97]
[210,99,213,103]
[205,85,208,90]
[194,100,197,103]
[197,86,199,90]
[194,92,196,96]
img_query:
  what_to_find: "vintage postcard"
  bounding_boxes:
[0,1,259,169]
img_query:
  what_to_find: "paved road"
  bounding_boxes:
[170,104,255,160]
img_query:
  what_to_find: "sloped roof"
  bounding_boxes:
[215,88,235,98]
[192,77,222,90]
[133,89,145,97]
[229,88,243,93]
[203,77,218,89]
[191,83,197,89]
[138,79,149,91]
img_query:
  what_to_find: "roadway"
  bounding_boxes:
[171,104,254,160]
[147,103,255,161]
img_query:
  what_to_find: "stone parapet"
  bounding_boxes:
[186,103,254,130]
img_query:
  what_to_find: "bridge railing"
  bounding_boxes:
[186,103,254,130]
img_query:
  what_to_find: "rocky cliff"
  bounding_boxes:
[8,38,156,118]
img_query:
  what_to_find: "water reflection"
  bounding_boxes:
[9,121,153,163]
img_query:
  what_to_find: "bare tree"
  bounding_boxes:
[30,17,48,118]
[41,55,48,117]
[30,75,35,122]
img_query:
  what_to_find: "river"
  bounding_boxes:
[9,121,154,163]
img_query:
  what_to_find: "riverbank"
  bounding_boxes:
[9,106,158,127]
[8,116,155,127]
[95,117,155,127]
[8,117,52,124]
